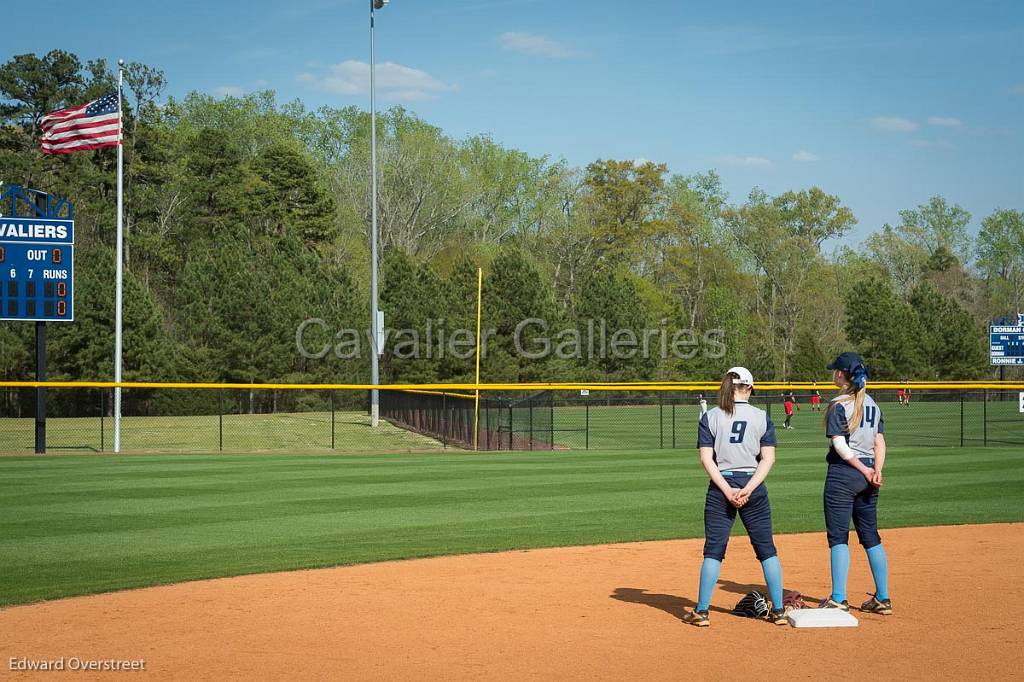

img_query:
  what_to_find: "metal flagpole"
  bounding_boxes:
[473,268,482,450]
[369,0,380,427]
[113,60,125,453]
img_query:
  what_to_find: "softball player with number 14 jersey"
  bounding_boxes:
[683,367,787,627]
[819,352,893,615]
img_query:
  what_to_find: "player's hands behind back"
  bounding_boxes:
[732,487,753,507]
[861,467,883,487]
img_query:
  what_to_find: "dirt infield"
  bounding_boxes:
[2,523,1022,681]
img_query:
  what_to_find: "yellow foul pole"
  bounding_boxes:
[473,267,483,450]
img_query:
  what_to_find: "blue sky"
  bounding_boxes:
[6,0,1023,246]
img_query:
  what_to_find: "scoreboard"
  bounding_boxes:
[990,314,1024,366]
[0,217,74,322]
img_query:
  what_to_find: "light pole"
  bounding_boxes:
[370,0,388,427]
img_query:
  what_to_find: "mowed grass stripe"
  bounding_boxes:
[0,453,688,503]
[1,445,1022,606]
[4,482,686,559]
[1,474,692,539]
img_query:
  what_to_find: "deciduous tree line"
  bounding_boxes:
[1,51,1020,408]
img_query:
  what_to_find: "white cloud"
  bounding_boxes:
[717,155,773,168]
[927,116,962,127]
[498,32,580,58]
[253,79,270,88]
[793,150,819,162]
[869,116,918,133]
[214,85,245,97]
[298,61,456,102]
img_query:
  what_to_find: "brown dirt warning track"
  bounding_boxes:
[1,523,1022,681]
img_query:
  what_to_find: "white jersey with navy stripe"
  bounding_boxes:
[698,401,777,472]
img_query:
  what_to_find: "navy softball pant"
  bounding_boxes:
[703,473,778,562]
[823,461,882,549]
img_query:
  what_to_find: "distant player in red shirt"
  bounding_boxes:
[783,393,796,429]
[810,381,822,411]
[897,387,905,407]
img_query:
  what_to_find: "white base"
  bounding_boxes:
[787,609,859,628]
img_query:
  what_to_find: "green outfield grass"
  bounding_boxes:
[1,443,1022,607]
[0,411,444,454]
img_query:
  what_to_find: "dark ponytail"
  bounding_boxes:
[718,372,738,415]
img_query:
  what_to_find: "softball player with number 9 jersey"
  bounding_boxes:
[819,352,893,615]
[683,367,787,627]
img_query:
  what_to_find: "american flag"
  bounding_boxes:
[39,92,121,155]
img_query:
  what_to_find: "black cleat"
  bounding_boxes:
[818,597,850,611]
[861,594,893,615]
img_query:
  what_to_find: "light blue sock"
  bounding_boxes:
[830,544,850,603]
[760,556,783,611]
[865,544,889,601]
[696,558,722,612]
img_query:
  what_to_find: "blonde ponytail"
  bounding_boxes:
[849,386,866,429]
[825,376,866,431]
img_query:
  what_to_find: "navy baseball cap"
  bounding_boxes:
[827,352,865,372]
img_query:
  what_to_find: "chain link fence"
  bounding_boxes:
[381,388,1024,451]
[0,385,1021,454]
[0,387,441,454]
